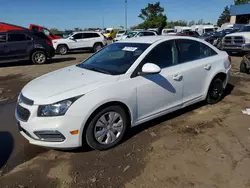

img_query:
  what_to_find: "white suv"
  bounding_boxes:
[16,36,230,151]
[53,31,107,55]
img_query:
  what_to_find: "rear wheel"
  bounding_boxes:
[206,78,224,104]
[57,45,68,55]
[31,51,47,64]
[85,105,129,150]
[93,43,102,53]
[240,61,249,74]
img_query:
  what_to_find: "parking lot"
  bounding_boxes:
[1,53,250,187]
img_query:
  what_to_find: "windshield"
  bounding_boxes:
[127,32,138,38]
[118,30,125,34]
[204,28,214,33]
[239,25,250,32]
[183,29,191,32]
[164,30,175,33]
[77,43,150,75]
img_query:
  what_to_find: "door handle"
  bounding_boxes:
[173,74,183,81]
[204,64,211,70]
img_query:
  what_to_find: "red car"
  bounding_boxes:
[0,22,61,41]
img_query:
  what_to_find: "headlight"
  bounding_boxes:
[38,96,81,117]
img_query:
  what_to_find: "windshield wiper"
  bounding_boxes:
[85,66,112,75]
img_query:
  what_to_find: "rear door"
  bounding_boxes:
[175,39,218,106]
[0,33,9,62]
[82,33,96,48]
[7,33,32,60]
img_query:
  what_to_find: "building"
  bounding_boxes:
[230,3,250,24]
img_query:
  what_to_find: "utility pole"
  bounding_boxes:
[125,0,127,29]
[102,16,104,30]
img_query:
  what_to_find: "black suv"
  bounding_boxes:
[0,30,55,64]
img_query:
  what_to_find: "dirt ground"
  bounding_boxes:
[1,54,250,188]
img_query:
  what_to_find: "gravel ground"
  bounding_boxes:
[1,54,250,188]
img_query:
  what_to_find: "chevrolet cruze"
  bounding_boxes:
[16,36,231,150]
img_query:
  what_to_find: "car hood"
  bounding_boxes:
[226,32,250,37]
[52,38,70,43]
[22,65,119,104]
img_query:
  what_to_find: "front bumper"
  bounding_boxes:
[47,47,55,58]
[222,43,250,52]
[15,102,85,148]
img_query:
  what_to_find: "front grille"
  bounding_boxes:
[16,104,30,122]
[19,93,34,106]
[224,36,245,44]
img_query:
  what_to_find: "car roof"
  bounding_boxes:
[117,35,204,44]
[73,31,100,34]
[117,36,175,44]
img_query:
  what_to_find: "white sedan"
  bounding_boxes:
[16,36,231,150]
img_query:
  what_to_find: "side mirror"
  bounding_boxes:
[69,36,74,40]
[141,63,161,75]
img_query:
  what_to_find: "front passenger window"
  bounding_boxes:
[72,33,83,39]
[143,40,177,69]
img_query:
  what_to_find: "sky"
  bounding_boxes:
[0,0,235,30]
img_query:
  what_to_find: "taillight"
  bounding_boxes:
[46,40,52,46]
[228,56,231,63]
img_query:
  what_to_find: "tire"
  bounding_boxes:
[31,50,47,64]
[85,105,129,150]
[206,78,224,105]
[57,45,68,55]
[240,61,248,74]
[93,43,103,53]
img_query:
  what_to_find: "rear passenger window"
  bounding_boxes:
[8,34,26,42]
[142,40,178,69]
[0,34,6,43]
[83,33,100,38]
[145,32,155,36]
[176,39,217,63]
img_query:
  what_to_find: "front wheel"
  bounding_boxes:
[31,51,47,64]
[206,78,224,104]
[85,105,129,150]
[57,45,68,55]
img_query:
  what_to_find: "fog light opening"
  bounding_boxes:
[34,130,65,142]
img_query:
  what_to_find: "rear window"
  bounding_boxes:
[83,33,100,38]
[32,32,50,40]
[0,34,6,43]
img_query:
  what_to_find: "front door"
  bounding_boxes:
[68,33,85,49]
[134,40,184,121]
[175,39,219,105]
[7,33,32,60]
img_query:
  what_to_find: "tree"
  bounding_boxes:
[50,28,59,34]
[166,20,187,28]
[138,2,167,30]
[197,19,204,25]
[234,0,249,5]
[217,6,230,26]
[188,20,196,26]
